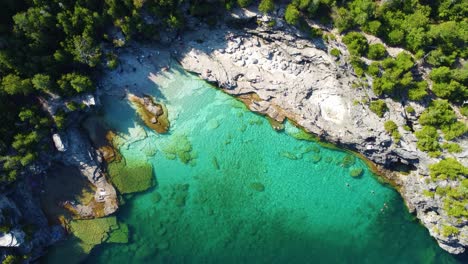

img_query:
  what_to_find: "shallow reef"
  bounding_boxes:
[350,168,364,178]
[161,133,197,165]
[69,216,128,254]
[107,157,155,194]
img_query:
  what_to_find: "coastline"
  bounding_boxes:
[164,8,467,254]
[28,6,466,260]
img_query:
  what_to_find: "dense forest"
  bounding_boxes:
[0,0,466,190]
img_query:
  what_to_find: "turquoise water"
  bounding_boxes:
[77,67,462,263]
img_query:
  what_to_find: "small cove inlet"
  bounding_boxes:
[45,64,463,263]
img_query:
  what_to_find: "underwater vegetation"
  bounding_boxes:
[350,168,364,178]
[69,217,128,254]
[161,133,197,165]
[107,157,155,194]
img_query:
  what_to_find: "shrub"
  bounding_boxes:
[350,57,366,76]
[419,100,456,128]
[363,20,381,35]
[415,126,440,152]
[405,106,415,114]
[65,101,79,111]
[367,62,380,77]
[441,142,462,153]
[285,4,301,25]
[367,43,387,60]
[441,225,459,237]
[369,100,387,118]
[342,32,368,57]
[258,0,275,14]
[332,7,354,33]
[330,48,340,57]
[429,158,468,181]
[441,121,467,140]
[461,106,468,117]
[384,120,398,133]
[422,190,434,198]
[430,67,452,83]
[408,81,428,101]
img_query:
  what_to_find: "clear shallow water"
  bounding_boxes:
[73,67,460,263]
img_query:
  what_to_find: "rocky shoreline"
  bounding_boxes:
[170,8,467,254]
[1,5,465,261]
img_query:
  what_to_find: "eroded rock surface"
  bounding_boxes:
[61,128,118,218]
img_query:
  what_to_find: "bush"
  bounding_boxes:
[441,121,467,140]
[384,120,401,143]
[342,32,368,57]
[258,0,274,14]
[367,62,380,77]
[441,225,459,237]
[369,100,387,118]
[432,80,466,103]
[285,4,301,25]
[461,106,468,117]
[65,101,79,111]
[350,57,366,76]
[408,81,428,101]
[332,7,354,33]
[384,120,398,133]
[429,158,468,181]
[367,43,387,60]
[419,100,456,128]
[415,126,440,152]
[330,48,340,57]
[237,0,253,8]
[405,106,415,114]
[441,142,462,153]
[430,67,452,83]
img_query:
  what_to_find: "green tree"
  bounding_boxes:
[237,0,253,8]
[342,32,368,57]
[369,100,387,118]
[367,43,387,60]
[430,158,468,181]
[419,100,456,128]
[259,0,275,14]
[1,74,33,95]
[332,7,354,33]
[415,126,440,153]
[285,4,301,25]
[32,74,51,91]
[57,73,94,94]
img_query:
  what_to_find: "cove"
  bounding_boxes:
[49,65,461,263]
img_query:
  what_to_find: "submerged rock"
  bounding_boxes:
[107,157,155,194]
[161,134,197,165]
[250,182,265,192]
[350,168,364,178]
[68,216,128,253]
